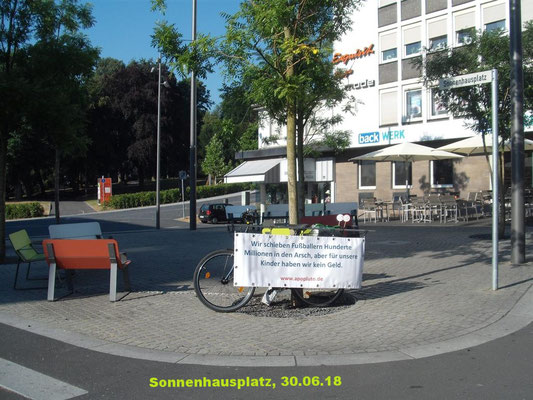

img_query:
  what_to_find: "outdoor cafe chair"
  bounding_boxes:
[359,198,379,223]
[8,229,47,290]
[426,196,443,223]
[411,197,431,223]
[440,195,459,223]
[398,197,411,223]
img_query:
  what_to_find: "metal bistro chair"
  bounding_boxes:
[426,195,443,223]
[411,197,431,223]
[397,197,411,223]
[440,195,459,223]
[8,229,47,290]
[359,198,379,223]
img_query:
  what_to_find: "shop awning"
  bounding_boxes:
[224,159,281,184]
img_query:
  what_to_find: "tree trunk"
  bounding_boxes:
[0,135,7,261]
[284,27,302,307]
[297,114,305,221]
[14,181,22,201]
[54,147,61,224]
[284,27,298,226]
[37,169,46,195]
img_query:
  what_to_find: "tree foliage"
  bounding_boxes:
[413,23,533,139]
[0,0,98,254]
[414,23,533,238]
[201,134,232,183]
[219,0,362,223]
[90,59,210,186]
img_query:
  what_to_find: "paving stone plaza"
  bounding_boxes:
[1,214,532,366]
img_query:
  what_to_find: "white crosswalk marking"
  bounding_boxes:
[0,357,87,400]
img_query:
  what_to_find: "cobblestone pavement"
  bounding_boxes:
[1,218,532,361]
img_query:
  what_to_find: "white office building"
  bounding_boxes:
[226,0,533,205]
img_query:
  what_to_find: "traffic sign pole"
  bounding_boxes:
[440,69,499,290]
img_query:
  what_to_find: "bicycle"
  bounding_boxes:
[193,220,363,312]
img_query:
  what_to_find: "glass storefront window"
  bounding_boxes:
[431,160,454,187]
[393,161,412,188]
[359,161,376,189]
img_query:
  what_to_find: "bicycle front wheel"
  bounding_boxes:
[193,249,255,312]
[291,288,344,307]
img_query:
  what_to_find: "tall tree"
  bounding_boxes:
[413,23,533,237]
[151,0,361,223]
[201,134,232,184]
[219,1,362,224]
[27,1,97,223]
[0,0,95,257]
[98,60,210,187]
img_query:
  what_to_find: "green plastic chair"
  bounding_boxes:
[8,229,47,290]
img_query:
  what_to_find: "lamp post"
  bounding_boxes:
[189,0,198,230]
[155,55,164,229]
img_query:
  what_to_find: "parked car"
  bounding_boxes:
[199,203,232,224]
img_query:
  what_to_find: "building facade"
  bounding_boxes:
[226,0,533,205]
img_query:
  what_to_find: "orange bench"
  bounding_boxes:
[42,239,131,302]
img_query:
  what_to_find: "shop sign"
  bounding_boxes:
[234,233,365,289]
[358,129,405,145]
[353,79,375,90]
[332,44,375,65]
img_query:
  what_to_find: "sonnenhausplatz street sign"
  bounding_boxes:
[439,70,493,90]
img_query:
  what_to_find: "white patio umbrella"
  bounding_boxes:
[438,134,533,155]
[349,142,464,199]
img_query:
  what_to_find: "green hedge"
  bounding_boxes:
[108,183,255,210]
[6,202,45,220]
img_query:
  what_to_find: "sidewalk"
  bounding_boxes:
[1,217,532,367]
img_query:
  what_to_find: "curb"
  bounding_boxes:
[1,284,531,367]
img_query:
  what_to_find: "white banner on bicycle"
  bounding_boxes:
[233,232,364,289]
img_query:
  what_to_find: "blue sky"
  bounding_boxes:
[85,0,241,106]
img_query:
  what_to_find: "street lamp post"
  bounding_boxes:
[156,55,162,229]
[189,0,198,230]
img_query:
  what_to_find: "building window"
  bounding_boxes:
[382,48,397,61]
[431,159,454,187]
[429,35,447,51]
[405,89,422,121]
[359,161,377,189]
[485,20,505,32]
[456,28,475,45]
[380,31,397,63]
[403,25,421,57]
[380,90,398,125]
[393,161,412,188]
[427,18,447,50]
[430,89,448,117]
[483,3,506,33]
[405,41,421,56]
[454,10,475,46]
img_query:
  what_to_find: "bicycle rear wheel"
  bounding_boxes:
[193,249,255,312]
[291,288,344,307]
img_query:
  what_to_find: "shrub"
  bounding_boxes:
[108,183,256,209]
[6,202,45,220]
